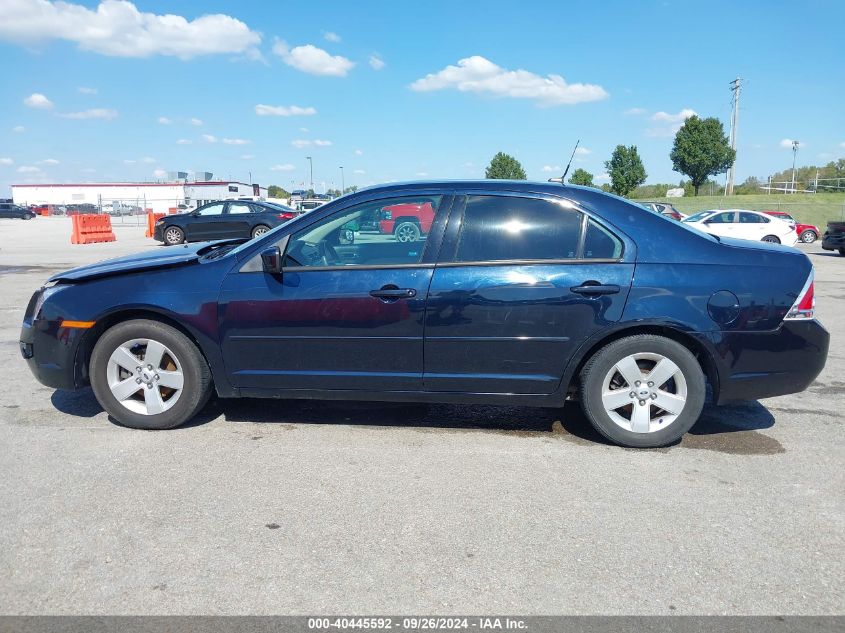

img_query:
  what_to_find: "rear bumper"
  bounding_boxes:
[821,234,844,251]
[708,320,829,404]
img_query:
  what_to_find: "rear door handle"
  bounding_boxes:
[570,284,620,296]
[369,287,417,299]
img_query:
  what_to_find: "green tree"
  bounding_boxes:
[485,152,527,180]
[343,185,358,194]
[267,185,290,199]
[670,116,735,196]
[568,168,594,187]
[604,145,647,196]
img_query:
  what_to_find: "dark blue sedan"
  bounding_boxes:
[20,181,828,447]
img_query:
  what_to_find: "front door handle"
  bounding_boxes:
[369,287,417,299]
[570,283,620,296]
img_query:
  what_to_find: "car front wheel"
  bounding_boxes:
[394,221,421,243]
[761,235,781,244]
[90,319,212,430]
[579,335,706,448]
[800,230,817,243]
[163,226,185,245]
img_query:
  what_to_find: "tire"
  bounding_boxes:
[251,224,270,239]
[394,221,421,243]
[89,319,212,430]
[839,248,845,257]
[163,226,185,245]
[800,230,817,244]
[761,235,780,244]
[579,335,706,448]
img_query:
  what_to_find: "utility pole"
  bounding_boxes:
[725,76,742,196]
[339,166,345,195]
[791,141,799,193]
[306,156,313,192]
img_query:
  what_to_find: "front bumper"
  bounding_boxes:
[152,223,165,242]
[706,319,829,404]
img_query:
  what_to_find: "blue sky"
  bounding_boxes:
[1,0,843,195]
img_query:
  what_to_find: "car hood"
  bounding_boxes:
[49,239,244,282]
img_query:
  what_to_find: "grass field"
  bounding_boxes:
[635,193,845,226]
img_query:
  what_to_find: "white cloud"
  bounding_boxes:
[273,40,354,77]
[574,147,591,155]
[255,104,317,117]
[0,158,13,166]
[353,169,365,174]
[189,117,203,126]
[39,158,60,165]
[541,165,561,172]
[59,108,118,120]
[596,172,610,182]
[222,138,250,145]
[202,134,217,143]
[240,154,253,160]
[77,86,97,94]
[780,138,802,148]
[369,55,385,70]
[176,139,192,145]
[123,159,136,164]
[0,0,261,60]
[652,108,697,123]
[270,164,296,171]
[624,107,646,115]
[17,165,41,173]
[354,149,363,156]
[839,141,845,149]
[140,156,156,164]
[323,31,341,43]
[12,125,25,133]
[81,167,96,173]
[153,169,167,178]
[410,55,608,106]
[291,139,332,148]
[299,127,309,132]
[157,116,172,124]
[416,171,429,177]
[24,93,53,109]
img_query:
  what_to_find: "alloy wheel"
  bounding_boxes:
[600,352,688,434]
[395,224,419,243]
[106,338,184,415]
[164,227,183,245]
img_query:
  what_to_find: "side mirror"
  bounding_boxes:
[260,246,282,274]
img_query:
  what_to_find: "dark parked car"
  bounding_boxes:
[638,201,684,220]
[153,200,300,245]
[20,181,828,447]
[821,221,845,255]
[0,202,36,219]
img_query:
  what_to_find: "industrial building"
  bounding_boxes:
[11,179,268,214]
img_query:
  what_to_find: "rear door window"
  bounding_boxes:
[454,195,583,262]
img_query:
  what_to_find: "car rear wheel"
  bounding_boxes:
[761,235,780,244]
[163,226,185,245]
[251,224,270,239]
[800,230,817,243]
[90,319,212,430]
[579,335,706,448]
[394,221,421,243]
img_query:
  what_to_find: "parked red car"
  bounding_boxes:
[764,210,819,244]
[378,201,436,242]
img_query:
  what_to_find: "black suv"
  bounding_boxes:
[0,201,35,220]
[821,221,845,256]
[153,200,300,245]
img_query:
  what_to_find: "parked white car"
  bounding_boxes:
[682,209,798,245]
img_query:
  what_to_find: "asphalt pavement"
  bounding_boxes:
[0,217,842,615]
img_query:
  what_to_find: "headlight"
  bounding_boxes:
[31,284,62,320]
[155,219,165,225]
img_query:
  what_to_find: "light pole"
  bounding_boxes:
[248,171,252,184]
[791,141,799,194]
[306,156,313,193]
[339,166,344,195]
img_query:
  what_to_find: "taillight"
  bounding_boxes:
[785,271,815,320]
[278,212,295,220]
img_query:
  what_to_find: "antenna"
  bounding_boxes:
[558,139,580,184]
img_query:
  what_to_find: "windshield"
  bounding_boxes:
[683,211,714,223]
